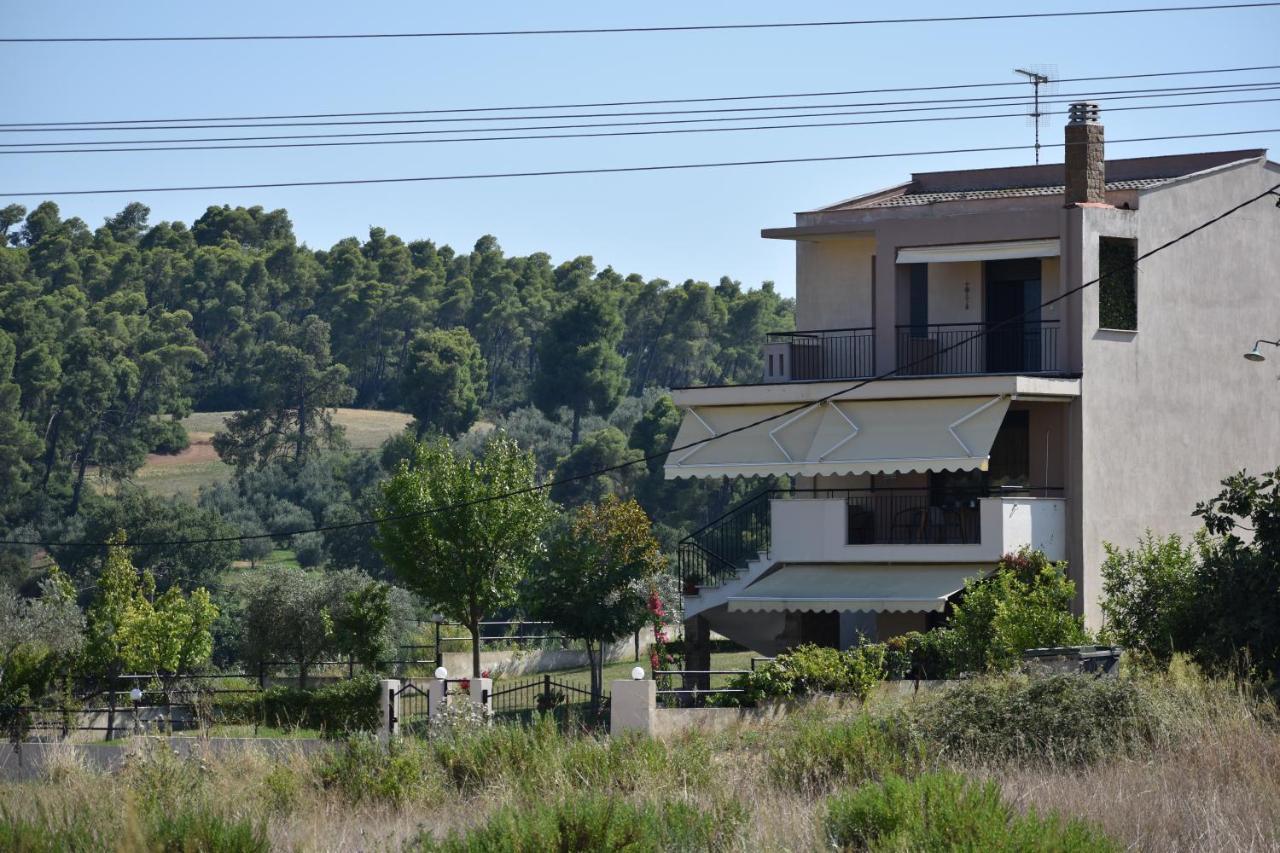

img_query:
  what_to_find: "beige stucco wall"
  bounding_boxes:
[795,236,876,330]
[1070,158,1280,627]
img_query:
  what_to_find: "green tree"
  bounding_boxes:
[213,315,355,470]
[240,566,337,688]
[0,331,40,515]
[375,436,553,677]
[526,497,666,706]
[1099,532,1197,666]
[1190,468,1280,682]
[331,580,395,669]
[532,288,626,446]
[548,426,641,507]
[0,568,83,701]
[400,327,487,438]
[950,549,1090,673]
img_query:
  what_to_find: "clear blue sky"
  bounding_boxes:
[5,1,1278,296]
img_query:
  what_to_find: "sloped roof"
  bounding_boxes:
[820,149,1266,211]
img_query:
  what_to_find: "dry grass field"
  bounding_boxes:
[125,409,412,498]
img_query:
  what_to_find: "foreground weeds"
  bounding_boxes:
[0,674,1275,851]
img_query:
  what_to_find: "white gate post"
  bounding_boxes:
[427,676,448,719]
[469,677,493,719]
[610,670,656,736]
[379,679,400,744]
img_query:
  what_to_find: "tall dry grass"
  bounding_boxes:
[0,672,1275,851]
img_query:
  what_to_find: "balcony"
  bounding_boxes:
[678,486,1066,593]
[895,321,1060,376]
[763,328,874,381]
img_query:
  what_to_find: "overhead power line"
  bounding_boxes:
[5,97,1277,156]
[7,80,1275,133]
[4,3,1277,42]
[5,63,1277,127]
[2,128,1276,198]
[7,180,1277,550]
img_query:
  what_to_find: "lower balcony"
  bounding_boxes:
[771,487,1066,564]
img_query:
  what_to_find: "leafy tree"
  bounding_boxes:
[82,534,217,680]
[0,331,40,515]
[949,549,1090,673]
[532,288,626,446]
[526,497,666,706]
[400,327,487,438]
[331,580,395,669]
[240,566,337,688]
[375,436,553,677]
[1190,468,1280,682]
[0,568,82,701]
[1099,532,1197,666]
[213,315,355,470]
[50,489,236,593]
[548,426,641,508]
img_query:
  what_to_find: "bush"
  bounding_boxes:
[418,795,744,852]
[907,674,1178,766]
[1100,533,1197,667]
[824,771,1117,852]
[950,549,1091,673]
[730,643,887,705]
[210,674,380,734]
[147,808,269,853]
[315,736,438,805]
[768,713,926,792]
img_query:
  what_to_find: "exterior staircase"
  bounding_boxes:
[677,490,779,619]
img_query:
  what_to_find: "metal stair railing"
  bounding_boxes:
[677,489,774,595]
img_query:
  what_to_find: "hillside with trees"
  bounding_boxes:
[0,201,790,644]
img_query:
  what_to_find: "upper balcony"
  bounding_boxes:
[763,320,1061,382]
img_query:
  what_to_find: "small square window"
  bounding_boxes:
[1099,237,1137,331]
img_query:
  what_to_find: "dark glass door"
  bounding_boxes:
[985,259,1042,372]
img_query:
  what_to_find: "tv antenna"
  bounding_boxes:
[1014,68,1051,163]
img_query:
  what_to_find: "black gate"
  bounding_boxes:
[486,675,608,727]
[391,681,431,735]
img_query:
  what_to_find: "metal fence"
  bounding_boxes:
[766,328,875,380]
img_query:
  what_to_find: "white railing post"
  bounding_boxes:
[469,677,493,720]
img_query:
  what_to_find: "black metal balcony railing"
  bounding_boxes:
[765,328,875,380]
[895,321,1060,376]
[677,486,1063,594]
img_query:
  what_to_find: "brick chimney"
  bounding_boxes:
[1064,102,1105,206]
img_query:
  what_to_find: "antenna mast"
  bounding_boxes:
[1014,68,1051,164]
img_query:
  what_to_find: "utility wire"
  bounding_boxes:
[8,80,1274,132]
[5,96,1277,156]
[3,128,1277,198]
[5,63,1277,127]
[6,83,1277,148]
[6,181,1278,550]
[3,3,1277,42]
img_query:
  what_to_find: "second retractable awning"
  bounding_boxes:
[665,395,1010,479]
[727,564,983,614]
[896,238,1059,265]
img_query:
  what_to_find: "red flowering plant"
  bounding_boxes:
[647,584,680,701]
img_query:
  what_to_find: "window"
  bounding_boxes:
[1099,237,1137,331]
[909,264,928,337]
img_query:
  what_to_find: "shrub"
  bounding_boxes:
[1100,533,1197,667]
[950,549,1091,673]
[147,807,269,853]
[315,736,438,805]
[907,674,1178,766]
[768,713,926,792]
[824,771,1118,852]
[731,643,887,705]
[418,795,744,852]
[211,674,380,734]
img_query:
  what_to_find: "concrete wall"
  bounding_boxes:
[440,629,650,677]
[1070,158,1280,626]
[795,236,876,330]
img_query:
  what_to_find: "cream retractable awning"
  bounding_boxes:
[896,238,1059,265]
[727,564,982,614]
[665,395,1009,479]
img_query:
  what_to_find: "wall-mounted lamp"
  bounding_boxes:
[1244,338,1280,362]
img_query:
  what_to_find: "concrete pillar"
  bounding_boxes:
[610,678,656,736]
[427,678,448,719]
[469,677,493,716]
[378,679,400,743]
